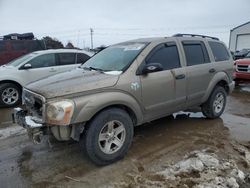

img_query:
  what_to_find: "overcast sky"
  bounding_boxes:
[0,0,250,48]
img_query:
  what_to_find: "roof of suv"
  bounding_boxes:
[31,49,93,56]
[124,34,220,44]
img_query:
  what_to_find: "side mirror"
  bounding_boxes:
[22,63,32,70]
[141,63,163,75]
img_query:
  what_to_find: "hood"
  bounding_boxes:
[0,65,18,78]
[235,58,250,65]
[27,68,119,99]
[0,65,16,71]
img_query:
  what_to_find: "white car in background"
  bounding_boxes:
[0,49,93,107]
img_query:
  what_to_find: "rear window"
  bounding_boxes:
[208,41,230,62]
[183,41,210,66]
[57,53,76,65]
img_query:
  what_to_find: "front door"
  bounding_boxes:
[19,53,58,85]
[139,42,186,121]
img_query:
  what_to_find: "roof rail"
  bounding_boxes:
[173,33,219,41]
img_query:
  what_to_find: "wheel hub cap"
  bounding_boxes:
[2,87,19,105]
[213,93,224,114]
[98,120,126,154]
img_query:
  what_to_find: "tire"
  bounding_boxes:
[201,86,227,119]
[82,108,134,165]
[0,83,22,107]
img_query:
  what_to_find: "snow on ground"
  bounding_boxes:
[0,125,26,140]
[110,149,250,188]
[158,150,246,188]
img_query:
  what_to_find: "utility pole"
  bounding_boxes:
[90,28,94,49]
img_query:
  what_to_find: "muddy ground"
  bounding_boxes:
[0,85,250,188]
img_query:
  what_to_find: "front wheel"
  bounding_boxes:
[201,86,227,119]
[0,83,21,107]
[82,108,134,165]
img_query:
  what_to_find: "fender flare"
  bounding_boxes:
[72,91,144,125]
[201,72,230,103]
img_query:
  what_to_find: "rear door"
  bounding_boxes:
[181,40,213,106]
[140,42,187,121]
[208,41,232,78]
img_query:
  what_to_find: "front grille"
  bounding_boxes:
[236,64,250,72]
[22,89,46,122]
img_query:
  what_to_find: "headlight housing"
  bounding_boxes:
[46,100,74,125]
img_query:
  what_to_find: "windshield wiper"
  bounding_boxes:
[81,66,105,73]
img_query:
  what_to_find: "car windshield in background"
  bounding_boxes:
[7,53,34,67]
[82,42,147,72]
[245,52,250,58]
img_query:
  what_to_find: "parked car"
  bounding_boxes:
[0,33,46,65]
[0,49,93,107]
[14,34,234,165]
[233,49,250,60]
[233,52,250,84]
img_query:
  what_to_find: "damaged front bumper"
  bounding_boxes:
[13,107,84,142]
[13,108,43,129]
[13,108,46,144]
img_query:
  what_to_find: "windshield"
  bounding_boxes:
[82,42,147,72]
[7,53,34,67]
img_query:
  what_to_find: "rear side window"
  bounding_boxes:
[57,53,76,65]
[183,41,210,66]
[208,41,230,62]
[77,53,90,64]
[28,54,56,68]
[146,43,180,70]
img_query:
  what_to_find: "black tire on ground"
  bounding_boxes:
[82,108,134,165]
[201,86,227,119]
[0,83,22,107]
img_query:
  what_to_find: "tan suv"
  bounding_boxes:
[14,34,234,165]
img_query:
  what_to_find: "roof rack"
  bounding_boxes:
[173,33,219,41]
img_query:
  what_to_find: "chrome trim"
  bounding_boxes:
[236,64,250,73]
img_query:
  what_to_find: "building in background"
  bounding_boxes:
[229,21,250,52]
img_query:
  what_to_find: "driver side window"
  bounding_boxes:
[28,54,56,68]
[146,43,180,70]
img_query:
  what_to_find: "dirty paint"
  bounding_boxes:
[0,86,249,187]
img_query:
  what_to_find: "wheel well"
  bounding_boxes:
[0,80,22,92]
[216,80,229,94]
[91,104,137,126]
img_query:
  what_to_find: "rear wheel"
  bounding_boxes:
[81,108,134,165]
[0,83,21,107]
[201,86,227,119]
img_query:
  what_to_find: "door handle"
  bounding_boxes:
[209,68,216,73]
[175,74,185,80]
